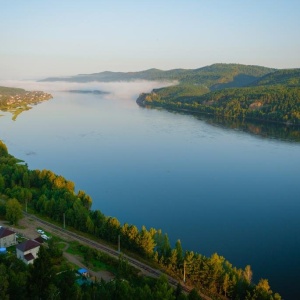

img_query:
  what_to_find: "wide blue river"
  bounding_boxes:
[1,81,299,299]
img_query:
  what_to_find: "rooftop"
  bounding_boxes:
[16,240,40,252]
[0,227,15,239]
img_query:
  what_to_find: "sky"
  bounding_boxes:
[1,0,300,80]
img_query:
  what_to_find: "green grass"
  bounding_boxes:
[66,241,83,256]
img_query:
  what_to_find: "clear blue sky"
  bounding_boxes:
[1,0,300,79]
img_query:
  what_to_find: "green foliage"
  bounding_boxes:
[5,198,23,225]
[0,140,8,157]
[250,68,300,87]
[140,85,300,125]
[136,66,300,128]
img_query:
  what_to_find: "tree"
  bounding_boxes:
[0,140,8,156]
[0,174,5,192]
[28,246,55,299]
[222,273,230,297]
[22,172,30,188]
[153,275,175,300]
[138,226,156,257]
[0,264,9,300]
[254,278,273,299]
[6,198,23,225]
[175,239,183,265]
[188,288,202,300]
[243,265,253,284]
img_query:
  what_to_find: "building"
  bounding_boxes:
[0,227,17,247]
[34,236,44,244]
[16,240,40,265]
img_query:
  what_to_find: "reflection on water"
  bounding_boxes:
[151,106,300,143]
[202,115,300,143]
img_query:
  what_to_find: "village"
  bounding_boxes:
[0,90,52,107]
[0,216,115,286]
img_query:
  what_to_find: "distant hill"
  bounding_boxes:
[0,86,26,95]
[39,68,187,83]
[248,68,300,87]
[40,63,275,88]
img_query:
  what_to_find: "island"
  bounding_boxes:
[67,89,109,95]
[0,86,52,120]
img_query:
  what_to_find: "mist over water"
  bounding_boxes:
[0,79,176,99]
[1,81,299,299]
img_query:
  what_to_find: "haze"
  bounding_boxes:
[1,0,300,80]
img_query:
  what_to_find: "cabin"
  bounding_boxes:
[16,240,40,265]
[0,227,17,247]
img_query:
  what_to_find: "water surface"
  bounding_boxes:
[1,81,299,299]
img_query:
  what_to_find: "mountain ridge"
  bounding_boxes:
[39,63,275,87]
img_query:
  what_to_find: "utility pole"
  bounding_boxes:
[183,260,186,283]
[118,234,120,253]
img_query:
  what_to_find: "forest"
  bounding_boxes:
[137,69,300,126]
[0,141,281,300]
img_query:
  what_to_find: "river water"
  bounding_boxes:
[1,81,299,299]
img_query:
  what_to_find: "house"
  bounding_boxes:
[0,227,17,247]
[16,240,40,264]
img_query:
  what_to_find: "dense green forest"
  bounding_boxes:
[137,69,300,126]
[0,86,52,120]
[0,141,281,300]
[249,69,300,87]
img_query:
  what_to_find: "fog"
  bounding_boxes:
[0,79,176,100]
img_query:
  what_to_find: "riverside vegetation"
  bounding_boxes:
[136,67,300,126]
[0,140,281,300]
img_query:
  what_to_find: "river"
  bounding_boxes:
[1,80,299,299]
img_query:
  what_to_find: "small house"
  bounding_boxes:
[0,227,17,247]
[16,240,40,265]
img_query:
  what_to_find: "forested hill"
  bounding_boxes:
[137,68,300,126]
[40,63,275,87]
[248,68,300,87]
[0,86,27,95]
